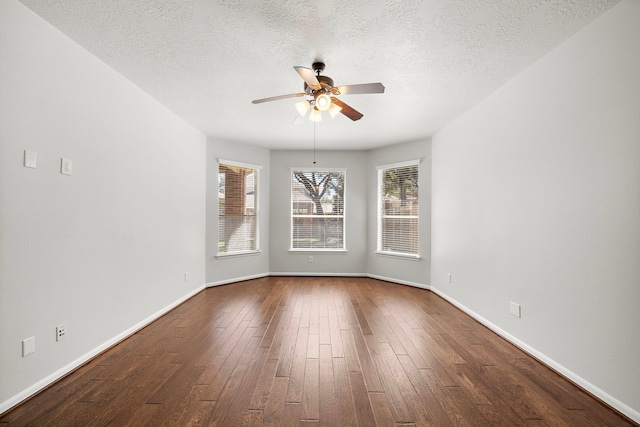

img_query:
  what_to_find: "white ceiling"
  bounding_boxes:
[20,0,619,150]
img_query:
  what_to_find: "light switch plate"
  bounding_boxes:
[24,150,37,168]
[22,337,35,357]
[509,301,521,318]
[61,158,72,175]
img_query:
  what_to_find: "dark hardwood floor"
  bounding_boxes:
[1,277,635,426]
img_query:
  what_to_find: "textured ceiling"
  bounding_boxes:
[20,0,619,150]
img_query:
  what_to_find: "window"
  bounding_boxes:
[377,160,419,257]
[291,169,345,250]
[218,159,260,255]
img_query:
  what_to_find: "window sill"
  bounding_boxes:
[216,250,262,259]
[289,249,347,254]
[375,251,421,261]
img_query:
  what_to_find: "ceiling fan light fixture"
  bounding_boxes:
[315,93,332,111]
[328,102,342,118]
[252,62,384,123]
[295,100,311,116]
[309,107,323,122]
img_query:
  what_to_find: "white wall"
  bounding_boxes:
[366,139,432,288]
[206,138,270,285]
[269,150,368,275]
[431,0,640,420]
[0,0,206,412]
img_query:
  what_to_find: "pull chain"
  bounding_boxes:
[313,119,317,164]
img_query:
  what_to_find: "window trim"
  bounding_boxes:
[374,250,421,260]
[290,167,347,251]
[216,249,263,259]
[374,159,420,171]
[217,158,262,257]
[376,159,421,258]
[218,158,264,171]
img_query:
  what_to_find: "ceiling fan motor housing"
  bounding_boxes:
[304,75,334,95]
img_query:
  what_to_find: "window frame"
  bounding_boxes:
[216,158,262,258]
[290,167,347,253]
[376,159,421,260]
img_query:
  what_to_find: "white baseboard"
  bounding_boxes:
[0,285,206,415]
[268,271,366,277]
[206,272,270,287]
[428,286,640,425]
[365,273,430,290]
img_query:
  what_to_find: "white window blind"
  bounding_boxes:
[218,160,259,254]
[291,170,345,250]
[377,161,419,256]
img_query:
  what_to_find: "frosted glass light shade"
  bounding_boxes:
[315,94,331,111]
[328,102,342,118]
[309,107,323,122]
[295,100,311,116]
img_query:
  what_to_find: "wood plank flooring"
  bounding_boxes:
[1,277,635,426]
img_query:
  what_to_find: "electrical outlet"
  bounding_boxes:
[308,256,313,263]
[22,337,35,357]
[56,324,67,341]
[509,302,521,318]
[60,158,72,175]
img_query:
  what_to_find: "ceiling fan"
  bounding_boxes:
[251,61,385,122]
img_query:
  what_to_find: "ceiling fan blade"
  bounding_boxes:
[331,98,363,121]
[252,93,306,104]
[294,66,322,90]
[333,82,385,95]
